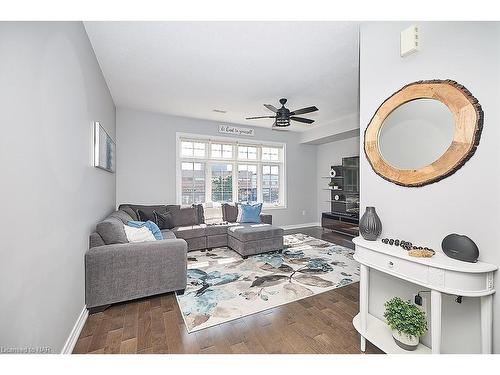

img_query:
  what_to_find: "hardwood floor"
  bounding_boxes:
[73,227,382,354]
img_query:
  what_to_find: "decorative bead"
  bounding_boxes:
[394,240,400,246]
[389,239,394,245]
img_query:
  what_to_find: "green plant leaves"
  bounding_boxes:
[384,297,427,338]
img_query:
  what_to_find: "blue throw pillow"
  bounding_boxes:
[239,203,263,224]
[127,220,163,240]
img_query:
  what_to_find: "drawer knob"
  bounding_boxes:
[388,261,394,268]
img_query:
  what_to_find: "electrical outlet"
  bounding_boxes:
[412,293,428,316]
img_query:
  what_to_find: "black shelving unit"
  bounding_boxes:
[322,156,360,237]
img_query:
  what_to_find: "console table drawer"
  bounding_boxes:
[356,246,428,284]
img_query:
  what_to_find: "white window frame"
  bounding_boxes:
[176,132,287,209]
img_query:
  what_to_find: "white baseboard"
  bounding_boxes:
[61,305,88,354]
[281,222,321,230]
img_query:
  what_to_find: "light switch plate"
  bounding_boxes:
[401,24,419,57]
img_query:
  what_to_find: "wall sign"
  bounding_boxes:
[218,124,254,137]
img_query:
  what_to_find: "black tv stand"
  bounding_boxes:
[321,211,359,237]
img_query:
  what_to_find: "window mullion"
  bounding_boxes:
[206,162,212,203]
[232,161,238,203]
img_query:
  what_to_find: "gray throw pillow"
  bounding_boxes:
[192,204,205,224]
[109,210,133,224]
[222,203,238,222]
[154,210,174,230]
[119,205,138,221]
[96,217,128,245]
[171,207,198,227]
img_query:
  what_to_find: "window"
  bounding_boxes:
[238,164,257,203]
[238,145,257,160]
[181,162,205,204]
[177,135,285,208]
[211,164,233,203]
[262,147,280,161]
[211,143,233,159]
[262,165,280,204]
[181,141,206,158]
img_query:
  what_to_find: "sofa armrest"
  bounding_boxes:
[85,239,187,308]
[260,213,272,225]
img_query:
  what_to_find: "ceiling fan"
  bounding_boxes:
[246,98,318,129]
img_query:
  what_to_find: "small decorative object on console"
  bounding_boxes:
[408,248,435,258]
[359,206,382,241]
[329,168,337,177]
[382,237,434,257]
[442,233,479,263]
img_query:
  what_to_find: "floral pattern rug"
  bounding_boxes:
[175,233,359,333]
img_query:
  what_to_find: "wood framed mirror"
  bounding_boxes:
[364,80,483,187]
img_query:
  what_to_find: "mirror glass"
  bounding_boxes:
[378,99,455,170]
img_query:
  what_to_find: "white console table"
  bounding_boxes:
[352,236,497,354]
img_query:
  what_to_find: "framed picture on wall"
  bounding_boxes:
[93,121,115,173]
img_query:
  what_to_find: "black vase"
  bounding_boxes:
[359,206,382,241]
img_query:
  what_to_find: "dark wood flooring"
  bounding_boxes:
[73,227,382,354]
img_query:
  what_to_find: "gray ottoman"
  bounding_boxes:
[227,223,284,258]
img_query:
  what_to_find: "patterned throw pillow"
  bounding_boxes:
[123,225,156,243]
[127,220,163,240]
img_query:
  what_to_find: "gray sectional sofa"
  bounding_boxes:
[86,203,283,313]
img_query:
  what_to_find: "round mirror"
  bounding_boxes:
[378,99,455,170]
[364,80,483,187]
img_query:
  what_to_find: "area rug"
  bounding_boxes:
[175,233,360,333]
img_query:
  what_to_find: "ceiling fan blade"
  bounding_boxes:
[290,106,318,116]
[264,104,278,113]
[290,116,315,124]
[246,116,276,120]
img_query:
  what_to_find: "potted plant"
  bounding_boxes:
[384,297,427,351]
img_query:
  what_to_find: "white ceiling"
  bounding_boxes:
[84,22,359,132]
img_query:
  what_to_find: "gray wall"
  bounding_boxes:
[116,107,318,226]
[360,22,500,353]
[316,137,360,218]
[0,22,116,352]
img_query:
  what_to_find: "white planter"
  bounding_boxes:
[391,329,419,351]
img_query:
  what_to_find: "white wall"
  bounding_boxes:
[360,22,500,353]
[0,22,116,352]
[116,108,318,227]
[316,137,360,218]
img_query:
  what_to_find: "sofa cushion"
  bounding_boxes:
[172,225,207,239]
[109,210,133,224]
[166,205,180,213]
[160,229,176,240]
[228,223,284,242]
[96,217,128,245]
[222,203,239,222]
[205,224,228,236]
[205,223,237,236]
[154,210,174,230]
[118,204,167,222]
[119,205,138,221]
[89,232,105,248]
[171,206,198,227]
